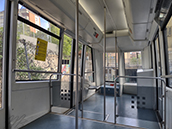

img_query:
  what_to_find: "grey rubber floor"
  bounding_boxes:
[68,93,160,129]
[21,114,138,129]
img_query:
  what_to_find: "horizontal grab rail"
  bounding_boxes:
[161,74,172,78]
[13,69,61,74]
[13,69,82,77]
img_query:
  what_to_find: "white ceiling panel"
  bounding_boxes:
[125,0,152,23]
[133,24,147,40]
[105,0,128,29]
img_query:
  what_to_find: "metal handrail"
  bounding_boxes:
[113,76,166,129]
[13,69,62,74]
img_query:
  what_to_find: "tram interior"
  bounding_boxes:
[1,0,172,129]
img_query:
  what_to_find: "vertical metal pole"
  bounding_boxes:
[81,76,84,118]
[103,7,106,121]
[75,0,79,129]
[114,37,117,124]
[164,80,166,129]
[81,46,86,118]
[58,28,64,79]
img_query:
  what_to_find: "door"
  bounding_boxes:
[0,0,6,128]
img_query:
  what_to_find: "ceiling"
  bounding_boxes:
[22,0,158,52]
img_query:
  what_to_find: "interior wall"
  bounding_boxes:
[10,82,50,129]
[141,45,151,69]
[94,49,103,86]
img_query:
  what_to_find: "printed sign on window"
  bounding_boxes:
[35,38,48,61]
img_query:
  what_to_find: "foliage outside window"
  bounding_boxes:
[61,34,72,82]
[106,53,118,81]
[16,5,60,80]
[0,0,5,108]
[124,51,142,83]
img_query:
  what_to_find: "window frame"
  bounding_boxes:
[15,2,62,81]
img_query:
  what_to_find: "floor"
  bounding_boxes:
[21,114,140,129]
[68,93,160,129]
[22,93,160,129]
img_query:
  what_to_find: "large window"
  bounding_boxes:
[0,0,5,108]
[61,34,72,81]
[85,46,94,82]
[16,4,60,80]
[124,51,142,83]
[106,53,118,81]
[165,16,172,87]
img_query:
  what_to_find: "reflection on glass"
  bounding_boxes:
[0,0,5,108]
[16,21,59,80]
[166,16,172,86]
[61,34,72,82]
[18,4,60,36]
[74,43,82,83]
[124,51,142,83]
[84,46,93,82]
[106,53,118,81]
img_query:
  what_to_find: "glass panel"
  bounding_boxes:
[74,43,82,82]
[16,21,59,80]
[124,51,142,83]
[85,46,93,82]
[0,0,5,108]
[18,4,60,36]
[106,53,118,82]
[166,17,172,87]
[61,34,72,81]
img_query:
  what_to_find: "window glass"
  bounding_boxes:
[16,21,59,80]
[124,51,142,83]
[85,46,93,82]
[61,34,72,82]
[106,53,118,82]
[0,0,5,108]
[165,16,172,87]
[18,4,60,36]
[74,43,82,82]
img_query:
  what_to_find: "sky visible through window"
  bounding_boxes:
[0,0,5,12]
[18,4,49,30]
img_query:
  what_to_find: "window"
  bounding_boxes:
[16,4,60,80]
[0,0,5,108]
[18,4,60,36]
[74,43,83,82]
[84,46,94,82]
[164,16,172,87]
[106,53,118,81]
[61,34,72,82]
[124,51,142,83]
